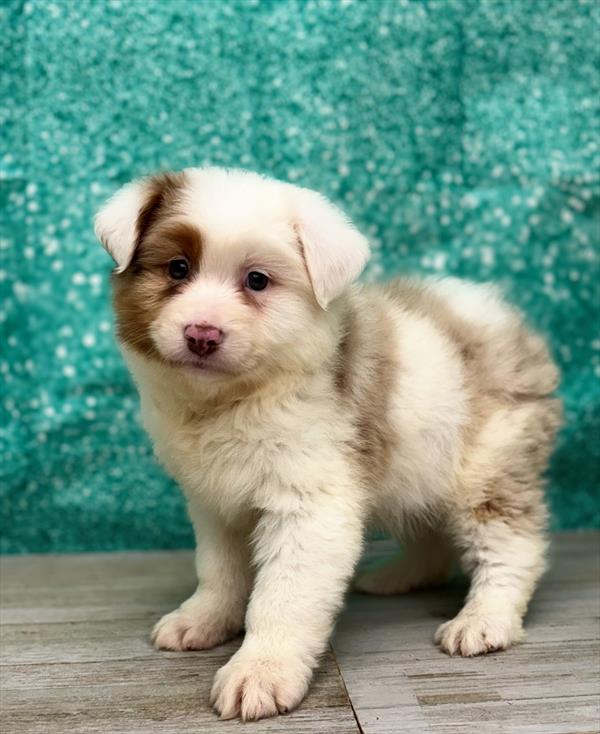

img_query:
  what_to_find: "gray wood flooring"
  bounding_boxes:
[1,533,598,733]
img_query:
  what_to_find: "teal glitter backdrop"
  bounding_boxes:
[1,0,599,553]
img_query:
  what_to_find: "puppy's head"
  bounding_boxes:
[95,168,369,381]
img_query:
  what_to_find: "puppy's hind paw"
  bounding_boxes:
[354,555,452,596]
[354,564,414,595]
[435,608,523,657]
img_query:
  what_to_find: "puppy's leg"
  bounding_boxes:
[435,401,559,657]
[210,486,363,721]
[435,515,547,656]
[354,527,455,595]
[152,506,252,651]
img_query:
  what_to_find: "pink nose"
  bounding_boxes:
[184,324,223,357]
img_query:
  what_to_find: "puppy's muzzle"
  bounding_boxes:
[184,324,223,357]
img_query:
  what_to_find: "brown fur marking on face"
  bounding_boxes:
[133,221,203,272]
[335,297,398,484]
[111,172,202,359]
[134,172,187,249]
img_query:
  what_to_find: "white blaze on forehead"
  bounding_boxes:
[182,168,292,245]
[179,167,369,308]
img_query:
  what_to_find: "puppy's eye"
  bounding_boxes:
[168,258,190,280]
[245,271,269,291]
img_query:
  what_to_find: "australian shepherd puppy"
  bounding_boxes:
[95,168,561,721]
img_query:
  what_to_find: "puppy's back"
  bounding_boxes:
[381,276,560,402]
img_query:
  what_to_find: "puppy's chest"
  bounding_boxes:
[143,398,320,512]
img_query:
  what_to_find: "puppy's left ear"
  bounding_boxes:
[289,186,370,309]
[94,180,147,273]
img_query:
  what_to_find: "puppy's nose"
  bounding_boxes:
[184,324,223,356]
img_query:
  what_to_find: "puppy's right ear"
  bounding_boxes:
[94,180,147,273]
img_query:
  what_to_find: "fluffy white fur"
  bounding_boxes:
[96,167,561,721]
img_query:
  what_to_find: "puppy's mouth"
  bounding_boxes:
[150,330,251,377]
[167,352,237,376]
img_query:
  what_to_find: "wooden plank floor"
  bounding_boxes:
[0,551,357,734]
[335,533,600,734]
[1,534,598,733]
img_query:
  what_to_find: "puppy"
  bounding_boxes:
[95,167,562,721]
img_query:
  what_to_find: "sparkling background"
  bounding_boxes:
[2,0,599,552]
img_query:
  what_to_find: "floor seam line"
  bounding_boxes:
[330,643,365,734]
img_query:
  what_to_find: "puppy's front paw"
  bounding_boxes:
[435,607,523,656]
[210,649,311,721]
[152,608,240,651]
